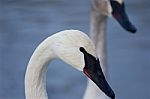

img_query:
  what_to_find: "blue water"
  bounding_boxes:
[0,0,149,99]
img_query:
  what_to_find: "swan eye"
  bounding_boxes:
[110,1,125,15]
[79,47,97,68]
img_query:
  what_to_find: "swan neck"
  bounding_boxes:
[83,6,109,99]
[90,8,108,75]
[25,38,55,99]
[83,3,109,99]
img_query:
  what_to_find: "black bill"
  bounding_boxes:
[110,0,137,33]
[80,47,115,99]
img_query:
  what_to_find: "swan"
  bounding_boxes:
[83,0,137,99]
[25,30,115,99]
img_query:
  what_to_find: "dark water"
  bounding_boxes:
[0,0,149,99]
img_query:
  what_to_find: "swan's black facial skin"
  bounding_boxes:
[110,0,137,33]
[79,47,115,99]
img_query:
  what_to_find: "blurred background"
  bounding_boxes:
[0,0,149,99]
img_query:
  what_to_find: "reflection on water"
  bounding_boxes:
[0,0,149,99]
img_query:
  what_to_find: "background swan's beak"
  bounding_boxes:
[110,1,137,33]
[83,59,115,99]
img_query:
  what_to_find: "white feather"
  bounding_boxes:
[25,30,96,99]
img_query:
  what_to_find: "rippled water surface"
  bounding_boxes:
[0,0,150,99]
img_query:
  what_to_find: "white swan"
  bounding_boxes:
[25,30,115,99]
[83,0,137,99]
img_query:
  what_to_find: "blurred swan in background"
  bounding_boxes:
[83,0,137,99]
[25,30,115,99]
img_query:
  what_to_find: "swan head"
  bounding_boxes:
[93,0,137,33]
[52,30,115,99]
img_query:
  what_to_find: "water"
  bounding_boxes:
[0,0,149,99]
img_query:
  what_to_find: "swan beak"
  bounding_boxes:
[110,1,137,33]
[80,47,115,99]
[83,59,115,99]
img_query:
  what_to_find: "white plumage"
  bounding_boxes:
[25,30,96,99]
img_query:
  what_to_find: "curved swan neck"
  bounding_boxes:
[25,37,55,99]
[25,30,96,99]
